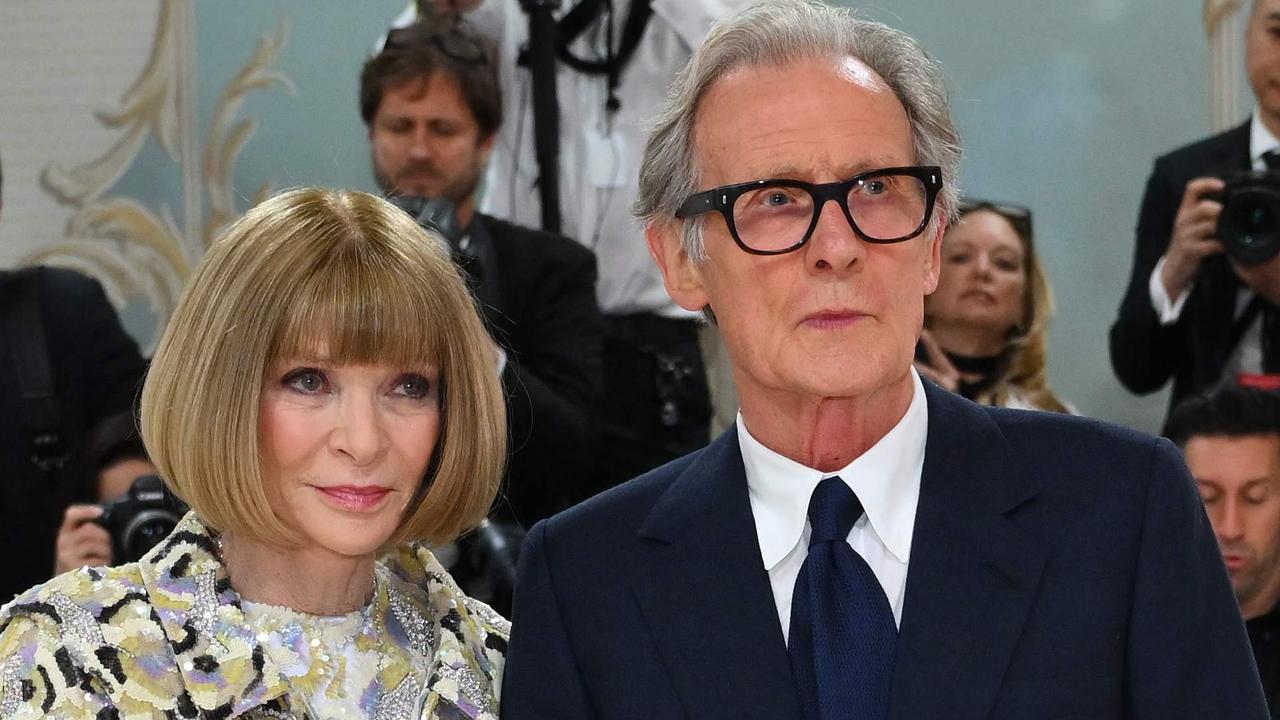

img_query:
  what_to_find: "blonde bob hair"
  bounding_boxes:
[140,188,506,548]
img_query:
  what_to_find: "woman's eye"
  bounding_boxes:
[283,369,326,394]
[394,374,433,400]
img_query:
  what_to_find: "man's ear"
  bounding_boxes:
[477,131,496,166]
[646,220,711,313]
[922,218,946,295]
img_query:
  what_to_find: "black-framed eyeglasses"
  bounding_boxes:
[959,199,1032,241]
[674,165,942,256]
[383,23,488,64]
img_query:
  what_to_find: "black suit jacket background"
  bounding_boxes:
[1110,121,1252,424]
[475,214,604,527]
[0,267,145,603]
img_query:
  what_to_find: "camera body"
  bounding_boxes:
[1208,170,1280,266]
[388,194,464,248]
[96,474,187,563]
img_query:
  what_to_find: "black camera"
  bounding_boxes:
[97,474,187,563]
[1210,171,1280,266]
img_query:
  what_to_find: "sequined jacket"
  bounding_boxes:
[0,513,509,719]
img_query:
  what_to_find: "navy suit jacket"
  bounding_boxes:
[501,383,1267,719]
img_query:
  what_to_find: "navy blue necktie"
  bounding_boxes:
[788,476,897,720]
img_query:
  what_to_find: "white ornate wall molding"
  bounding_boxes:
[0,0,293,351]
[1205,0,1249,132]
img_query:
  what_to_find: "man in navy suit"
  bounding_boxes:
[501,1,1268,718]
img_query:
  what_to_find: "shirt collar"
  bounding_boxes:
[1251,111,1280,167]
[740,370,928,570]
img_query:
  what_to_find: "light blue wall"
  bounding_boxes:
[113,1,404,207]
[840,0,1218,431]
[193,1,407,196]
[115,1,1219,432]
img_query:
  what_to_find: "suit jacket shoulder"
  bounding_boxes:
[890,388,1264,718]
[477,213,597,278]
[1153,121,1251,181]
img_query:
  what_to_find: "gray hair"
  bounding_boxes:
[634,0,962,261]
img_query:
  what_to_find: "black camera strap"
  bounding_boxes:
[518,0,563,234]
[0,267,67,474]
[557,0,654,113]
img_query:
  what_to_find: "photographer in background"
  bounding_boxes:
[406,0,755,498]
[52,412,158,574]
[361,22,603,543]
[0,155,146,604]
[1168,382,1280,716]
[1111,0,1280,427]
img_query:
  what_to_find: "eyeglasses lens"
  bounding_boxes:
[730,173,929,251]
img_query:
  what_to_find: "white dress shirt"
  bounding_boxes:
[440,0,754,317]
[739,370,928,641]
[1148,112,1279,374]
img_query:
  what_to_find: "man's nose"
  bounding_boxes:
[407,128,433,159]
[805,199,866,271]
[1217,499,1246,543]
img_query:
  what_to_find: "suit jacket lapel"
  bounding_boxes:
[629,427,804,719]
[889,384,1048,720]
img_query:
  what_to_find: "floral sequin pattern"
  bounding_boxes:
[0,655,22,717]
[0,512,509,719]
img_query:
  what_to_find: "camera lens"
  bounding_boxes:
[1218,179,1280,266]
[120,509,181,562]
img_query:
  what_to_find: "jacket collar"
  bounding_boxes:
[136,513,504,719]
[627,382,1048,720]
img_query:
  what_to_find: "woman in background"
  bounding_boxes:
[916,199,1072,413]
[0,188,509,718]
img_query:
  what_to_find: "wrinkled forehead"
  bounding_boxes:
[1185,434,1280,486]
[690,55,912,185]
[946,210,1029,255]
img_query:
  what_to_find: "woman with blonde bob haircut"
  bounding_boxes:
[916,199,1072,413]
[0,188,511,719]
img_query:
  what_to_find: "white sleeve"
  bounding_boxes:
[651,0,755,49]
[387,0,507,41]
[459,0,507,42]
[1148,255,1192,325]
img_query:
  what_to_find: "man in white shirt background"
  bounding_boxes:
[406,0,754,497]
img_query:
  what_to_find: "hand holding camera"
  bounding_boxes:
[1169,171,1280,304]
[1162,177,1226,301]
[53,474,186,575]
[54,505,112,575]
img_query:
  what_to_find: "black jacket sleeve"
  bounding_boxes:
[42,268,146,430]
[501,520,596,719]
[486,218,604,525]
[1109,157,1186,395]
